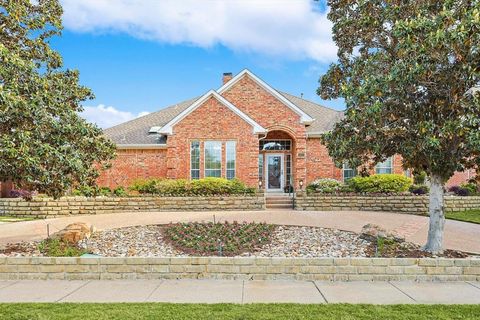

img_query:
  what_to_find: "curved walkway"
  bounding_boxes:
[0,210,479,254]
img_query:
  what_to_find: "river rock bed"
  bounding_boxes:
[74,225,369,258]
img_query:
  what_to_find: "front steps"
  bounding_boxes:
[265,194,294,210]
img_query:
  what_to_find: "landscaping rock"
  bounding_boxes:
[360,223,405,242]
[51,222,93,244]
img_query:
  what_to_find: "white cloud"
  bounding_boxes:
[81,104,149,128]
[61,0,336,62]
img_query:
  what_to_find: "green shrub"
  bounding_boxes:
[459,183,479,196]
[307,178,342,193]
[72,185,98,197]
[99,187,112,196]
[347,174,412,193]
[129,178,255,196]
[38,238,87,257]
[113,186,128,196]
[129,178,160,194]
[413,171,427,185]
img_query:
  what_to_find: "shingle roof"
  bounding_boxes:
[103,92,344,145]
[279,92,344,133]
[103,97,198,145]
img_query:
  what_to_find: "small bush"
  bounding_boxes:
[99,187,112,196]
[307,178,342,193]
[38,238,87,257]
[347,174,412,193]
[129,178,255,196]
[461,183,478,195]
[113,186,128,196]
[449,184,478,196]
[413,171,427,185]
[72,185,98,197]
[163,221,275,256]
[409,184,429,195]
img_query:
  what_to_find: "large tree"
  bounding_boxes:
[0,0,115,198]
[319,0,480,253]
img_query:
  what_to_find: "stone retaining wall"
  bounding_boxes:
[0,194,265,218]
[0,257,478,281]
[295,193,480,215]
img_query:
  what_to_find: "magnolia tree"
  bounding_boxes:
[0,0,115,198]
[319,0,480,253]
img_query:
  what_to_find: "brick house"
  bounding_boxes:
[98,69,473,192]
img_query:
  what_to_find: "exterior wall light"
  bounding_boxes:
[299,179,304,190]
[258,179,263,189]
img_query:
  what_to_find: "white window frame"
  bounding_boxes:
[259,139,292,151]
[375,156,394,174]
[342,162,357,182]
[190,140,200,180]
[204,141,222,178]
[225,141,236,180]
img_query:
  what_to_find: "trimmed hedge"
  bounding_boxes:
[347,174,412,193]
[307,178,343,193]
[129,177,256,196]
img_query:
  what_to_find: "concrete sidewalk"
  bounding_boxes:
[1,210,479,253]
[0,280,480,304]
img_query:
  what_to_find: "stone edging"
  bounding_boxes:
[295,194,480,215]
[0,257,478,281]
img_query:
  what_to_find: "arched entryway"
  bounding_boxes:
[259,129,296,193]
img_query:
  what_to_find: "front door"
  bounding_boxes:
[266,154,284,191]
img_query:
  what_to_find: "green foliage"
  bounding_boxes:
[129,178,255,196]
[163,221,275,256]
[99,187,112,196]
[460,182,479,195]
[0,0,116,199]
[319,0,480,184]
[72,185,98,197]
[413,171,427,185]
[409,184,429,195]
[347,174,412,193]
[307,178,342,193]
[113,186,128,197]
[38,238,87,257]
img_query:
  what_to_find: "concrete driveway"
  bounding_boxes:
[0,210,479,254]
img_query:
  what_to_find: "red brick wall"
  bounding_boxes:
[447,169,476,187]
[306,138,342,183]
[97,149,167,188]
[166,96,260,187]
[221,74,307,188]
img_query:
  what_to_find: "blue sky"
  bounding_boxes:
[57,0,343,128]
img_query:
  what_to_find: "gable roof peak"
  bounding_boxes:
[218,69,314,124]
[157,90,266,135]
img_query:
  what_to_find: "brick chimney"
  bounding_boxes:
[222,72,233,85]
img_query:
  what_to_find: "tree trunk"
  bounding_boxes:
[423,174,445,253]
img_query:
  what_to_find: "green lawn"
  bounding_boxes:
[1,304,479,320]
[0,216,34,223]
[446,209,480,224]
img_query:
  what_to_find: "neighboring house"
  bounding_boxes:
[98,69,473,192]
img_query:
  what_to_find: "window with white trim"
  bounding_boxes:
[190,141,200,179]
[342,162,357,181]
[204,141,222,177]
[375,157,393,174]
[226,141,236,180]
